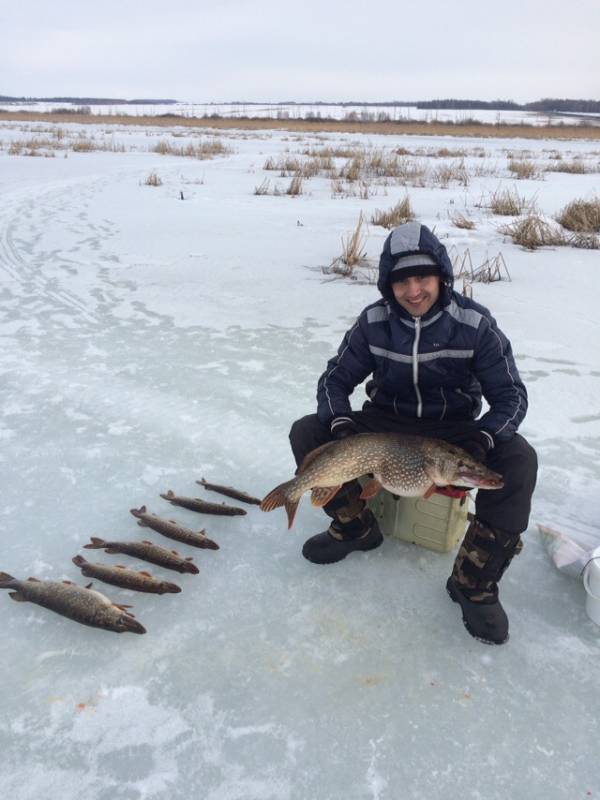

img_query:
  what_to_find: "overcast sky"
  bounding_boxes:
[2,0,598,103]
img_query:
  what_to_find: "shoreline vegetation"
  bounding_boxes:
[1,110,600,140]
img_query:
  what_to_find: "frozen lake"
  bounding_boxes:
[0,119,599,799]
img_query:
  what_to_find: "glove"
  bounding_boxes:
[460,430,494,463]
[330,416,359,440]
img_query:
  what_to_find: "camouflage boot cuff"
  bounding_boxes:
[451,519,523,603]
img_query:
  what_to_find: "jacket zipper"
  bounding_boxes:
[412,317,422,417]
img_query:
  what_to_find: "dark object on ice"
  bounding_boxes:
[84,536,200,574]
[446,519,523,645]
[130,505,220,549]
[302,508,383,564]
[72,555,181,594]
[180,190,184,200]
[159,489,247,516]
[197,477,261,506]
[0,571,146,634]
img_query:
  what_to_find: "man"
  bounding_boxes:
[289,222,537,645]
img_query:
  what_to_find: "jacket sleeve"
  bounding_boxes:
[316,312,375,426]
[471,315,528,442]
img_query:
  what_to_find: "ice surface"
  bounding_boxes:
[0,121,599,799]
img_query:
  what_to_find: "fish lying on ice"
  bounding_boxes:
[84,537,200,574]
[130,505,220,549]
[260,433,503,528]
[197,478,262,506]
[0,572,146,634]
[159,490,246,517]
[72,556,181,594]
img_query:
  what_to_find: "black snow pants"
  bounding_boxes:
[289,408,537,535]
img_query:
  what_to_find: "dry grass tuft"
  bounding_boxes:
[72,139,97,152]
[555,198,600,232]
[432,159,469,187]
[488,187,529,216]
[254,178,270,195]
[450,212,476,230]
[568,232,599,249]
[545,159,589,174]
[302,145,362,159]
[338,213,368,271]
[152,139,231,159]
[144,172,162,186]
[371,196,414,228]
[499,215,566,250]
[507,159,540,180]
[286,174,304,195]
[432,147,467,158]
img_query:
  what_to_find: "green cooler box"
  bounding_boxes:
[366,489,470,553]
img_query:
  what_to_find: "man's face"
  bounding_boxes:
[391,275,441,317]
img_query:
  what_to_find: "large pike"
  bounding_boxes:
[159,490,246,517]
[84,537,200,574]
[130,505,220,549]
[197,477,262,506]
[260,433,504,528]
[72,556,181,594]
[0,572,146,634]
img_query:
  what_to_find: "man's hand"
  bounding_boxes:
[330,416,359,440]
[460,430,494,463]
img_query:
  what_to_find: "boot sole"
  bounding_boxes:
[303,531,383,565]
[446,578,509,646]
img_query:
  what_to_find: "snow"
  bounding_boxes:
[0,118,599,799]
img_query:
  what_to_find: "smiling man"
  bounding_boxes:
[288,222,537,645]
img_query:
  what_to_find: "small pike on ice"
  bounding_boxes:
[0,572,146,634]
[130,505,220,549]
[159,490,247,516]
[197,477,262,505]
[84,537,200,574]
[72,556,181,594]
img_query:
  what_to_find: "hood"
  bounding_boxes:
[377,222,455,311]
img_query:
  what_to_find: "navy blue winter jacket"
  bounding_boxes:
[316,223,528,442]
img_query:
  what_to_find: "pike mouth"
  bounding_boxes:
[121,617,147,634]
[457,470,504,489]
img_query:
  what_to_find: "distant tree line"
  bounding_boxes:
[416,98,600,113]
[0,95,178,105]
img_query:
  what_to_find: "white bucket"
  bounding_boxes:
[582,547,600,627]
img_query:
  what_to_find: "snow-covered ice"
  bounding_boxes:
[0,119,599,799]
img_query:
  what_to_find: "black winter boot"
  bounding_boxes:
[447,519,523,645]
[302,508,383,564]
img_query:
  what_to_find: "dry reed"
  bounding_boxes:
[507,159,540,180]
[371,196,414,228]
[450,212,476,230]
[2,110,599,141]
[555,198,600,232]
[488,187,528,216]
[499,215,566,250]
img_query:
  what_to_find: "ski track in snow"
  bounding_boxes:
[0,123,599,799]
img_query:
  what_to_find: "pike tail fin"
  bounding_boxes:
[0,572,18,589]
[84,537,107,549]
[260,481,300,529]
